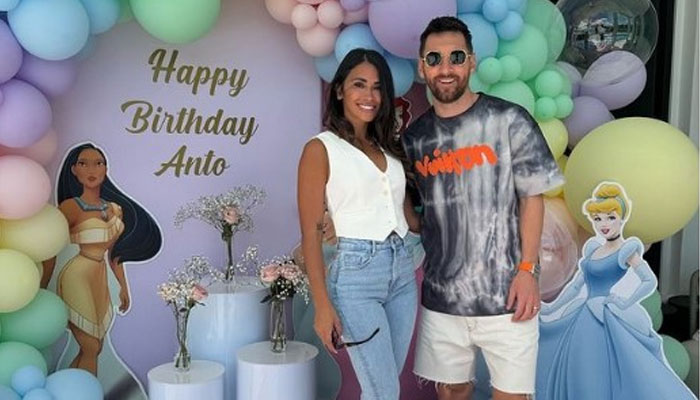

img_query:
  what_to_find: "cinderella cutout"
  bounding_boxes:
[536,182,696,400]
[42,143,163,400]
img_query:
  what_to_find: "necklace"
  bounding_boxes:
[74,197,109,221]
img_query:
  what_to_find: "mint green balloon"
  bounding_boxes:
[523,0,566,62]
[0,290,68,348]
[535,97,557,121]
[497,25,549,81]
[554,94,574,118]
[662,335,691,380]
[469,74,490,93]
[641,290,662,315]
[0,342,46,386]
[488,80,535,115]
[535,70,563,97]
[499,55,521,82]
[477,57,503,84]
[650,307,663,331]
[118,0,132,23]
[130,0,220,44]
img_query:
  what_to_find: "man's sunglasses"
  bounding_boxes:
[421,50,470,67]
[332,327,380,350]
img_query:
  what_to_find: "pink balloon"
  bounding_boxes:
[343,4,368,24]
[539,197,580,301]
[297,0,324,4]
[318,0,344,29]
[340,0,365,12]
[369,0,456,58]
[264,0,298,24]
[0,128,58,165]
[291,3,318,30]
[0,79,52,149]
[0,155,51,220]
[296,24,339,57]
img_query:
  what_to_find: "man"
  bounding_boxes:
[402,16,564,400]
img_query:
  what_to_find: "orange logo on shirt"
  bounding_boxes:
[415,144,498,177]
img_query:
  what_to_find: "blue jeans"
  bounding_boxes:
[327,232,418,400]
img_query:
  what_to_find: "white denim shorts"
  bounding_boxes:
[413,306,539,395]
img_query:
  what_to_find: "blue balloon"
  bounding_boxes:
[0,385,19,400]
[482,0,508,22]
[79,0,119,34]
[21,388,52,400]
[10,367,44,396]
[314,54,339,83]
[385,53,414,97]
[45,369,102,400]
[8,0,89,61]
[457,0,485,13]
[0,0,19,12]
[458,13,498,61]
[334,23,384,62]
[496,11,523,40]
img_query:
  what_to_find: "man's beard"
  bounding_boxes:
[427,74,469,104]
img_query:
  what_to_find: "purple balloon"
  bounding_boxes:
[0,79,52,148]
[16,52,79,98]
[556,61,582,97]
[0,20,22,84]
[340,0,366,12]
[579,51,647,110]
[369,0,456,59]
[564,96,613,148]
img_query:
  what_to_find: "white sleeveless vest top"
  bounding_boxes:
[315,131,409,241]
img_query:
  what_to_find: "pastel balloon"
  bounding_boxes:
[314,54,340,83]
[535,97,557,121]
[343,4,368,24]
[496,11,523,40]
[564,96,613,148]
[0,290,68,349]
[8,0,89,60]
[0,128,58,166]
[0,342,46,387]
[118,0,133,23]
[662,335,691,380]
[0,205,69,262]
[0,20,22,84]
[297,24,339,57]
[564,118,700,243]
[682,338,699,393]
[457,0,485,13]
[334,23,382,61]
[523,0,566,61]
[0,385,20,400]
[0,0,19,11]
[368,0,456,59]
[556,61,582,97]
[130,0,220,44]
[45,369,103,400]
[458,13,498,61]
[476,57,503,85]
[22,388,53,400]
[535,70,563,98]
[579,51,647,110]
[488,80,535,115]
[554,94,574,119]
[340,0,365,12]
[79,0,119,34]
[469,74,490,93]
[265,0,298,24]
[0,249,40,313]
[16,53,78,98]
[0,155,51,220]
[291,4,317,30]
[640,289,662,316]
[482,0,508,22]
[0,80,52,149]
[538,118,568,159]
[539,197,580,301]
[499,55,521,82]
[385,54,414,97]
[497,24,548,81]
[317,0,344,29]
[10,366,45,396]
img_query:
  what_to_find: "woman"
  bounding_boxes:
[42,143,162,397]
[536,182,696,400]
[297,49,420,400]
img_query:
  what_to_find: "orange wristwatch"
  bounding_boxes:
[518,261,540,278]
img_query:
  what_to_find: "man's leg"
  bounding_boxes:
[437,382,474,400]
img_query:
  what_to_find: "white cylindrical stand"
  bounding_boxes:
[237,341,318,400]
[188,276,269,399]
[148,360,224,400]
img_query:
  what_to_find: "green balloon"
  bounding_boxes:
[535,97,557,121]
[130,0,220,44]
[0,290,68,349]
[488,80,535,115]
[497,25,549,81]
[554,94,574,119]
[523,0,566,62]
[499,55,522,82]
[477,57,503,85]
[469,74,490,93]
[650,307,663,331]
[641,290,662,315]
[0,342,47,386]
[119,0,134,23]
[662,335,691,380]
[535,70,563,97]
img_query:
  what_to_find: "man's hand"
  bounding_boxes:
[507,270,540,322]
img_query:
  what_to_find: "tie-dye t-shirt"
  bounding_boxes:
[402,94,564,316]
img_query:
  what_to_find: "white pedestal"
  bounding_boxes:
[237,341,318,400]
[188,276,269,400]
[148,360,224,400]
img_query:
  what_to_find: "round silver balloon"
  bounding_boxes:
[557,0,658,71]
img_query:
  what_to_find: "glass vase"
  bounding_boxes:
[269,299,287,353]
[224,235,236,286]
[173,308,191,372]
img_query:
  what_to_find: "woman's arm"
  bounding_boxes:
[108,254,130,313]
[298,139,341,353]
[404,195,420,233]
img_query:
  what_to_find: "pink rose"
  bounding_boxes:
[260,264,281,283]
[222,207,240,225]
[280,265,301,281]
[191,284,208,302]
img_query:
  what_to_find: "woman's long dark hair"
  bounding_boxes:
[323,48,406,162]
[57,143,162,264]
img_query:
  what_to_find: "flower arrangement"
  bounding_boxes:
[259,258,309,352]
[157,256,224,371]
[174,185,265,281]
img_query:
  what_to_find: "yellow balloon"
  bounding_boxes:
[0,205,69,262]
[545,154,568,197]
[0,249,40,312]
[538,118,568,160]
[564,118,699,243]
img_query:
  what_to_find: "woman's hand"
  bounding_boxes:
[118,287,130,313]
[314,301,342,354]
